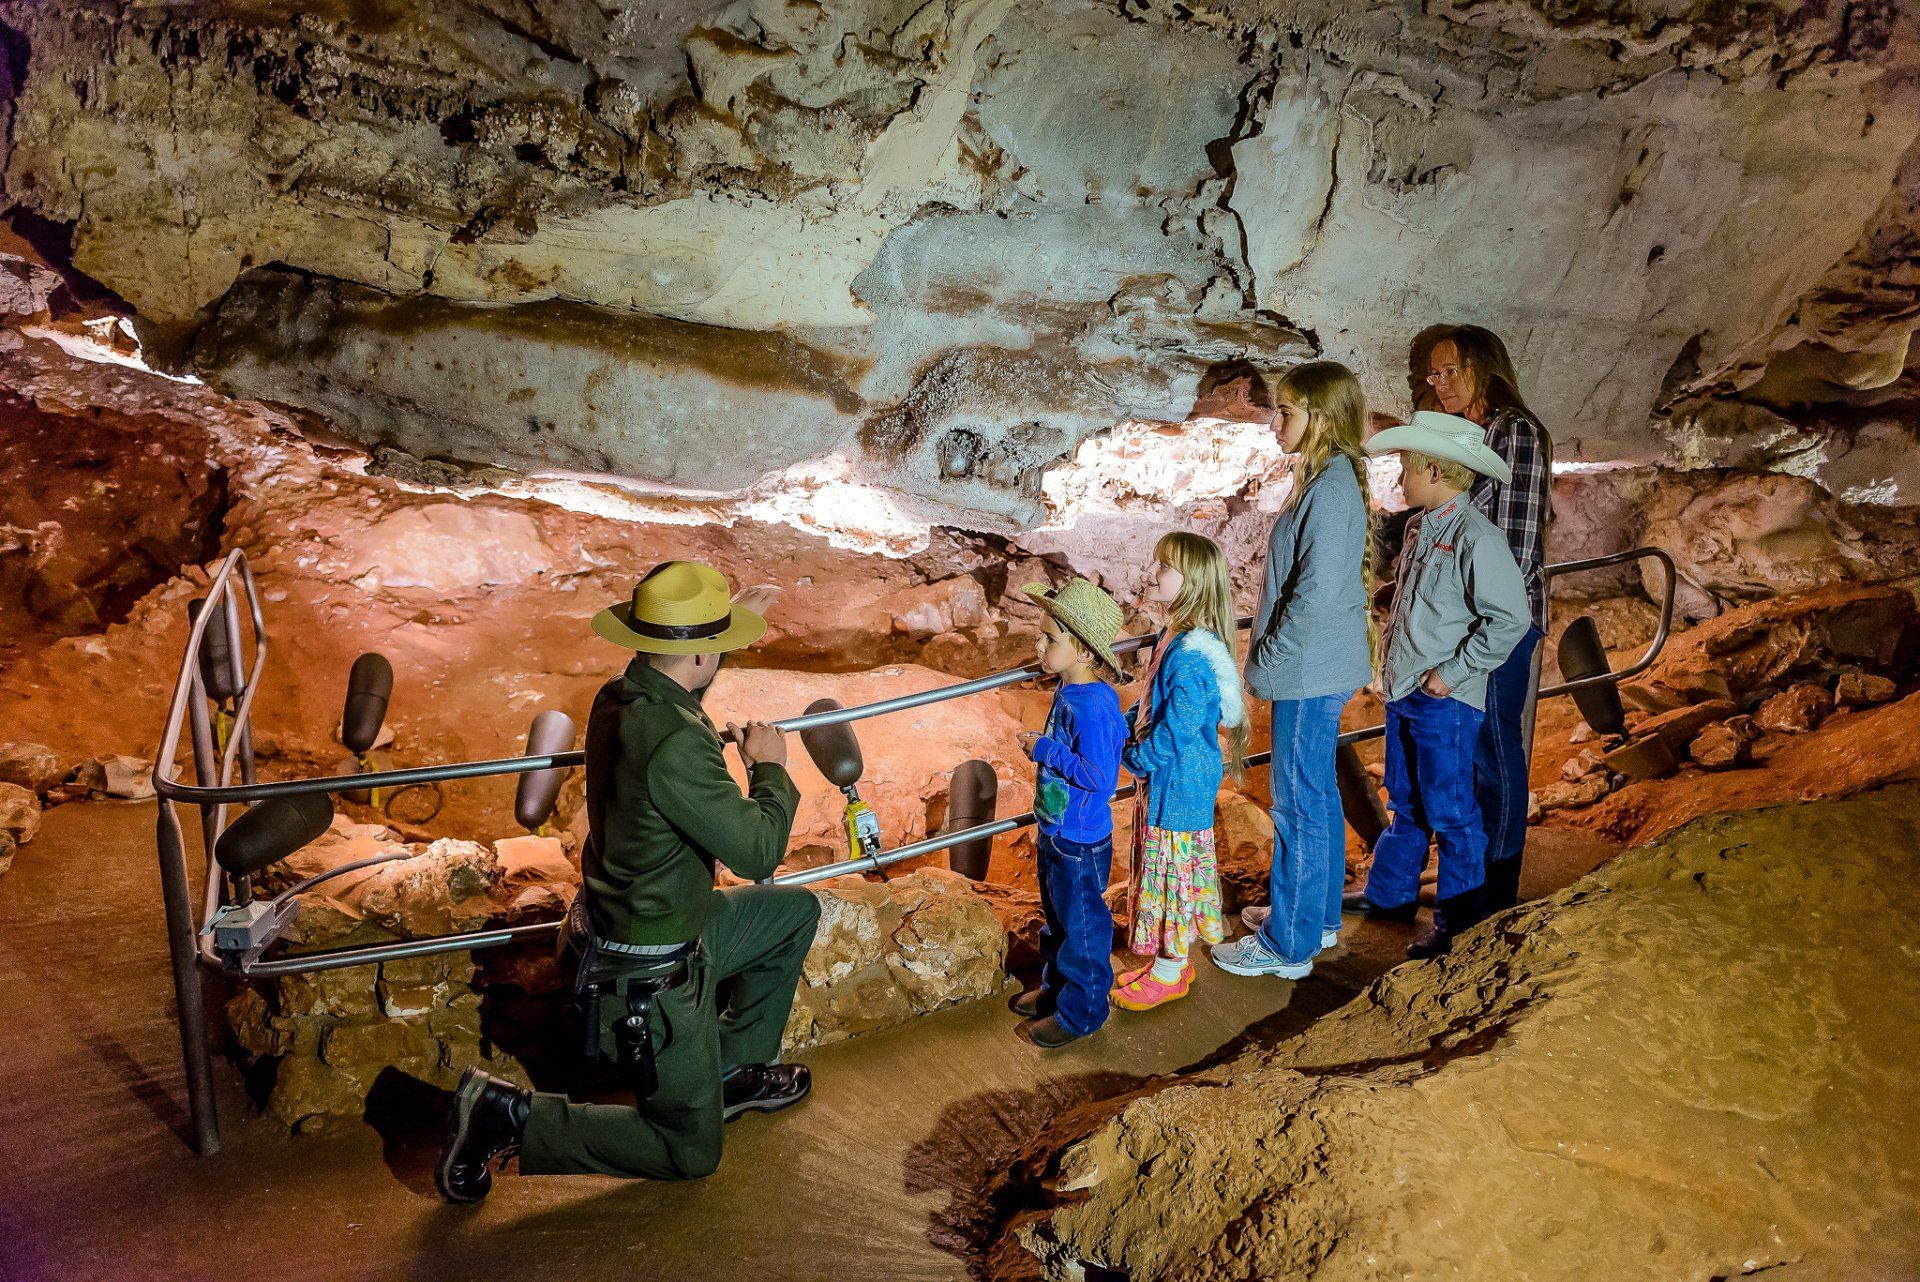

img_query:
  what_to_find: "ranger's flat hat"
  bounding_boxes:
[593,561,767,655]
[1365,410,1513,484]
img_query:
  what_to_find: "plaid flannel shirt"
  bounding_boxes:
[1467,408,1552,633]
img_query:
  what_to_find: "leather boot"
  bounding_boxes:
[1340,889,1418,923]
[436,1067,531,1204]
[722,1063,812,1121]
[1008,987,1047,1019]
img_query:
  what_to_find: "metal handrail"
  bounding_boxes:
[151,542,1679,1154]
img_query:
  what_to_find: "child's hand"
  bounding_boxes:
[1421,669,1451,698]
[1017,730,1041,757]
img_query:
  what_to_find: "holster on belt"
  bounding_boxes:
[557,890,696,1101]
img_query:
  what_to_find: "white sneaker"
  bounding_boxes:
[1237,909,1338,954]
[1210,933,1312,979]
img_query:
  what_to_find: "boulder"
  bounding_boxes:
[783,869,1008,1054]
[1537,775,1611,812]
[1560,748,1607,782]
[1755,684,1836,735]
[1214,792,1276,914]
[1689,715,1761,770]
[1603,736,1679,782]
[227,949,529,1133]
[1633,700,1738,752]
[1834,671,1898,708]
[0,781,42,847]
[1628,584,1916,710]
[98,754,155,799]
[0,742,61,795]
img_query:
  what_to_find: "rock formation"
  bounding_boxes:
[2,1,1917,530]
[992,786,1920,1280]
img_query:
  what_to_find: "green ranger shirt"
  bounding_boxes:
[580,658,800,945]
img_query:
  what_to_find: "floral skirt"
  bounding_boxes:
[1128,824,1225,960]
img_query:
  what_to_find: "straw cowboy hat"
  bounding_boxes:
[1365,409,1513,484]
[1022,577,1126,675]
[593,561,768,655]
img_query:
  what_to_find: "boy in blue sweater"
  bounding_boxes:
[1011,578,1128,1048]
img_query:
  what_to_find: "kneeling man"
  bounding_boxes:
[438,561,819,1202]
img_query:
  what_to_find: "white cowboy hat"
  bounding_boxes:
[1364,410,1512,484]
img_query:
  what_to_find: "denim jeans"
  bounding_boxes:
[1258,691,1355,964]
[1476,627,1542,913]
[1036,829,1115,1036]
[1365,690,1488,922]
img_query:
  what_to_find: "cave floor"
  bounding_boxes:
[0,801,1617,1282]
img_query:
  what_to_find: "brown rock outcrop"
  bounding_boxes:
[1755,683,1836,734]
[1623,582,1916,711]
[1835,670,1899,708]
[1689,716,1760,771]
[0,742,61,795]
[994,787,1920,1281]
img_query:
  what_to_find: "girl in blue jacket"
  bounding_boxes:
[1113,532,1249,1012]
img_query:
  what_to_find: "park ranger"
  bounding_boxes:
[436,560,820,1202]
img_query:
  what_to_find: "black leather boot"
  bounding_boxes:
[722,1063,812,1121]
[1008,987,1048,1019]
[1340,890,1419,923]
[436,1067,531,1204]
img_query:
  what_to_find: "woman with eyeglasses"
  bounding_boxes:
[1406,325,1552,920]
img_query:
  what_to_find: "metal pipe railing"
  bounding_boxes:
[151,542,1679,1154]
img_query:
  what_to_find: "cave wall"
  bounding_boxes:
[2,0,1917,530]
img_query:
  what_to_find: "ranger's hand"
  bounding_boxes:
[732,583,783,619]
[1421,669,1451,698]
[731,720,788,769]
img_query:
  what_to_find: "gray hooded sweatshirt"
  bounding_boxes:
[1245,459,1374,703]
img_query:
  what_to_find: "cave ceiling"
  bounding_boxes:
[2,0,1918,530]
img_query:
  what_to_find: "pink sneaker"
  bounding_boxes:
[1111,958,1195,1011]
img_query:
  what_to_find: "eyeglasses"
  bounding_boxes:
[1425,365,1464,386]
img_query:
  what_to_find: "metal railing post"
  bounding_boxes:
[157,798,221,1155]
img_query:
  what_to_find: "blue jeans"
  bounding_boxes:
[1036,829,1115,1036]
[1476,627,1542,912]
[1365,691,1488,920]
[1258,692,1354,964]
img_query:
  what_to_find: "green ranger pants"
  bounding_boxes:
[520,883,821,1180]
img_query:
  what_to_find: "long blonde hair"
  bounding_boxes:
[1258,360,1379,664]
[1153,531,1249,781]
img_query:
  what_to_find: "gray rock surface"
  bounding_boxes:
[3,1,1917,526]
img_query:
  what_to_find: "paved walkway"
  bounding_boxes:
[0,800,1616,1282]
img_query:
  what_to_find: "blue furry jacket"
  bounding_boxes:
[1123,628,1247,832]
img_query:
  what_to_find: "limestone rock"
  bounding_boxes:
[1835,671,1899,708]
[232,948,529,1132]
[1602,736,1679,782]
[1537,774,1611,812]
[0,742,61,795]
[1689,716,1761,770]
[0,782,42,848]
[6,0,1919,530]
[1755,684,1837,735]
[97,754,155,799]
[1560,748,1607,782]
[784,869,1007,1054]
[998,788,1920,1280]
[1214,791,1276,915]
[1632,700,1738,752]
[1630,584,1917,710]
[1640,472,1920,619]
